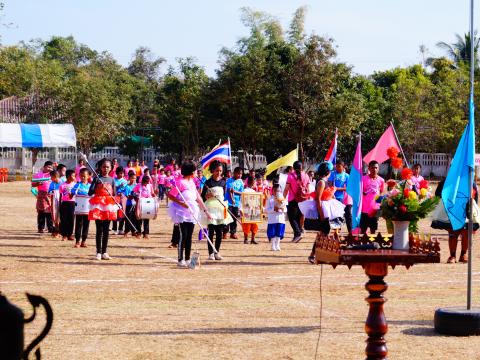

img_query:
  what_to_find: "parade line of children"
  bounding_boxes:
[32,156,466,266]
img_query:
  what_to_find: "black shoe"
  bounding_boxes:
[250,239,258,244]
[308,256,315,264]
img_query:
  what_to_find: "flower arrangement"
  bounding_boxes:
[380,178,439,233]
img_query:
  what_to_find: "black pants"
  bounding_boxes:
[287,200,302,238]
[158,185,166,201]
[112,219,125,232]
[124,205,137,235]
[60,201,75,237]
[74,215,90,242]
[171,224,180,245]
[208,224,224,255]
[37,212,53,232]
[360,213,379,234]
[95,220,110,254]
[178,222,195,261]
[138,219,150,235]
[224,206,239,234]
[344,204,353,233]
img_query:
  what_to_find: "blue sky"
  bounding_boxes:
[1,0,473,77]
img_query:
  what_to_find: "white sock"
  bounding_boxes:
[271,237,276,251]
[276,237,281,251]
[272,237,278,251]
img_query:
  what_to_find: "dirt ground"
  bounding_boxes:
[1,181,480,359]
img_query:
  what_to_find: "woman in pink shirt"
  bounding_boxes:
[283,160,310,242]
[59,170,77,241]
[133,176,156,239]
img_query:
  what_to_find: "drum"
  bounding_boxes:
[50,192,60,226]
[136,197,158,220]
[75,195,91,215]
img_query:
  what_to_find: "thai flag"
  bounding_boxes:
[324,131,337,164]
[200,141,231,169]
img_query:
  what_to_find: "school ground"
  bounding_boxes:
[1,181,480,360]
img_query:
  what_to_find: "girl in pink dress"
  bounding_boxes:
[133,176,156,239]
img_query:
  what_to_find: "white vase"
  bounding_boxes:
[392,220,410,250]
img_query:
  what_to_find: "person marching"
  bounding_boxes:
[88,158,117,260]
[201,160,232,260]
[283,160,310,242]
[112,166,128,235]
[241,176,260,245]
[360,160,385,234]
[224,166,244,240]
[168,161,211,267]
[133,175,156,239]
[58,170,76,241]
[123,171,138,238]
[328,161,352,233]
[157,168,167,203]
[48,170,62,238]
[265,182,287,251]
[75,158,86,182]
[32,161,54,233]
[71,168,91,248]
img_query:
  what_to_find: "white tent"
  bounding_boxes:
[0,123,76,148]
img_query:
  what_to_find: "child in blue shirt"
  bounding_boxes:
[71,168,91,247]
[123,172,139,237]
[328,161,352,233]
[112,167,128,234]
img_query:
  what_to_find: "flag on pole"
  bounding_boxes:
[200,140,231,170]
[346,135,363,231]
[324,130,337,164]
[265,148,298,176]
[363,124,401,164]
[442,95,475,231]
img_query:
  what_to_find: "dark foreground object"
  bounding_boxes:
[435,307,480,336]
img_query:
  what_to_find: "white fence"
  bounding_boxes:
[411,153,451,177]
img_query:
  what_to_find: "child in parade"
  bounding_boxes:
[109,158,119,178]
[328,161,352,233]
[123,171,138,238]
[410,163,425,192]
[32,161,54,233]
[88,158,117,260]
[59,170,76,241]
[138,167,152,184]
[265,182,287,251]
[133,175,156,239]
[224,167,244,239]
[157,168,167,202]
[201,160,232,260]
[165,169,175,205]
[360,160,385,234]
[168,161,211,267]
[57,164,67,183]
[150,166,159,195]
[75,159,86,182]
[48,170,62,238]
[241,176,259,244]
[112,166,128,235]
[125,160,134,178]
[140,159,148,174]
[71,168,91,248]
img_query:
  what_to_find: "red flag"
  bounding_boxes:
[363,124,401,164]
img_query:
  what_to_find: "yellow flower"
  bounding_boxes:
[408,191,417,200]
[420,188,428,197]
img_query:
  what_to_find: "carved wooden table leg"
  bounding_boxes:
[364,263,388,360]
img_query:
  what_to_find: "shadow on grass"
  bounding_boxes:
[401,326,440,337]
[112,325,319,336]
[389,319,432,326]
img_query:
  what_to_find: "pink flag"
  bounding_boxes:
[363,124,401,164]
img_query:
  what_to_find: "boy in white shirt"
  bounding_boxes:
[265,182,287,251]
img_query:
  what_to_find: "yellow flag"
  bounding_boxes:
[265,148,298,176]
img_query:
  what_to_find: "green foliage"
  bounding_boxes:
[0,8,476,164]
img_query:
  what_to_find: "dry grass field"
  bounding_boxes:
[1,181,480,359]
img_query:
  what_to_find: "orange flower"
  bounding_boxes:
[387,179,397,188]
[391,157,403,169]
[401,168,413,180]
[387,147,399,159]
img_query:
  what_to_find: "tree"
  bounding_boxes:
[435,32,480,69]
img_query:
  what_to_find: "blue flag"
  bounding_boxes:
[346,136,363,230]
[442,95,476,231]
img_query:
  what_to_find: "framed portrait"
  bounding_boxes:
[241,192,264,223]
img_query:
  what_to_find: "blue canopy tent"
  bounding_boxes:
[0,123,77,170]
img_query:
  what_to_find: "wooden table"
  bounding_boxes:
[315,233,440,360]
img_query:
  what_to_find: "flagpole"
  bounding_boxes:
[228,137,233,173]
[390,121,409,168]
[467,0,475,311]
